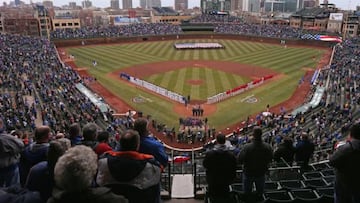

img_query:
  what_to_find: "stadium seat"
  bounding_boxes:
[320,169,334,177]
[279,180,305,190]
[316,187,334,203]
[322,176,335,186]
[264,181,281,191]
[302,178,328,188]
[205,190,240,203]
[302,171,322,180]
[230,183,244,193]
[263,190,294,203]
[269,168,301,181]
[291,189,321,203]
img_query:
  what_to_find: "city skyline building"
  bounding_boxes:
[140,0,161,9]
[110,0,119,9]
[122,0,132,9]
[174,0,187,10]
[81,0,92,8]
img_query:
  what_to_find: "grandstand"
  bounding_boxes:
[0,16,359,203]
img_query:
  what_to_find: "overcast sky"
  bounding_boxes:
[0,0,358,10]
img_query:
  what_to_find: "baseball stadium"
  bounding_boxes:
[0,2,359,203]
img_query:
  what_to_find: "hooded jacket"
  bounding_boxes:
[0,133,24,168]
[96,151,161,190]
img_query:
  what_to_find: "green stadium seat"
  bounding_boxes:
[279,180,305,190]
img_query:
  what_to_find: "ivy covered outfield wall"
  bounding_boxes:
[53,33,334,48]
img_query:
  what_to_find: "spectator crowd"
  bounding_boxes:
[0,21,359,203]
[51,23,183,39]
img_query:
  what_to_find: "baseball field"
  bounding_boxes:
[66,39,328,130]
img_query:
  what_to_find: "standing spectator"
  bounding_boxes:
[81,123,99,150]
[133,118,168,168]
[238,126,273,196]
[273,137,295,166]
[203,134,237,200]
[329,122,360,203]
[25,138,71,201]
[97,130,161,203]
[0,119,24,187]
[48,145,128,203]
[20,125,51,185]
[294,133,315,172]
[94,131,113,156]
[68,123,82,146]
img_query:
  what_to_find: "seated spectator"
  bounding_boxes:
[133,118,168,168]
[81,123,99,150]
[273,137,295,166]
[0,119,25,187]
[330,122,360,203]
[68,123,82,146]
[20,126,51,185]
[48,145,128,203]
[25,138,71,201]
[238,127,273,196]
[97,130,161,203]
[94,131,113,156]
[203,134,237,199]
[295,133,315,172]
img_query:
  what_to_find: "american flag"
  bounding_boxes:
[301,34,342,43]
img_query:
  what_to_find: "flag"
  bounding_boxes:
[318,35,342,43]
[301,34,342,43]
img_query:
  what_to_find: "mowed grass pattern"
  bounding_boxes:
[145,67,250,100]
[68,39,325,129]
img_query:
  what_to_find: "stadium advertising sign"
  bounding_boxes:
[329,13,343,21]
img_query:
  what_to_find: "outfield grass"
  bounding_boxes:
[67,39,325,130]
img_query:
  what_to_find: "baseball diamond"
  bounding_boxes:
[66,38,330,130]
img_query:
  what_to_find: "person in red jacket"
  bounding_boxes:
[94,131,113,156]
